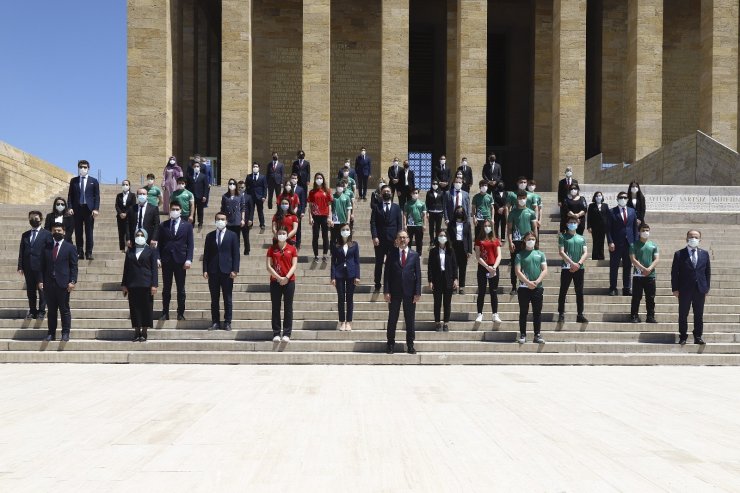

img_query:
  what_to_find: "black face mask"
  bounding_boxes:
[382,193,392,200]
[497,184,504,190]
[29,218,41,228]
[456,213,464,220]
[299,153,305,159]
[52,232,64,241]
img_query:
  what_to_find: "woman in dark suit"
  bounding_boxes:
[115,180,134,252]
[44,197,74,242]
[221,178,245,248]
[627,180,646,225]
[121,229,158,342]
[428,229,458,331]
[331,223,360,331]
[586,191,609,260]
[446,205,473,294]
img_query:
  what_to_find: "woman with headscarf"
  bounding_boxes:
[121,228,158,342]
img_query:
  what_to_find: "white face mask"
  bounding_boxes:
[631,187,639,194]
[122,185,130,192]
[393,161,399,167]
[336,187,344,194]
[617,198,627,207]
[412,194,419,200]
[341,230,351,238]
[277,234,288,243]
[361,151,366,156]
[137,194,147,204]
[595,195,603,203]
[454,183,462,190]
[640,231,650,239]
[177,184,185,190]
[134,236,146,246]
[215,220,226,230]
[480,186,488,193]
[79,168,88,177]
[484,226,492,234]
[432,184,438,190]
[315,179,323,186]
[518,183,527,190]
[285,186,292,193]
[169,160,175,165]
[525,240,536,249]
[462,160,468,166]
[253,168,259,173]
[527,186,535,192]
[570,189,578,196]
[170,210,181,219]
[438,236,447,245]
[148,179,155,185]
[518,199,527,207]
[343,172,349,177]
[565,171,573,178]
[440,159,446,165]
[229,184,236,191]
[194,167,200,173]
[56,204,65,212]
[687,238,700,248]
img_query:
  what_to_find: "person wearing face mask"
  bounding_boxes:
[277,181,300,215]
[586,191,609,260]
[67,159,100,260]
[203,212,240,331]
[629,223,659,324]
[155,202,195,321]
[354,147,372,200]
[144,173,163,209]
[127,188,160,249]
[115,180,133,252]
[237,180,254,255]
[387,158,402,200]
[337,161,358,190]
[560,184,587,234]
[527,180,543,231]
[514,232,548,344]
[330,180,353,246]
[161,156,183,214]
[433,155,452,192]
[482,153,502,191]
[507,176,536,212]
[171,176,196,224]
[291,150,311,191]
[272,198,299,245]
[425,180,446,246]
[38,224,77,342]
[557,217,589,324]
[288,173,307,250]
[221,178,246,249]
[397,160,415,209]
[457,157,473,193]
[267,226,299,343]
[428,230,458,331]
[626,181,646,226]
[557,166,579,208]
[446,206,473,294]
[308,173,333,262]
[606,192,638,296]
[444,177,470,226]
[370,186,403,292]
[331,224,361,331]
[371,180,387,213]
[245,162,268,230]
[507,190,538,295]
[403,188,428,256]
[44,197,74,242]
[18,210,52,321]
[121,229,158,342]
[492,181,507,240]
[474,219,502,325]
[384,230,422,354]
[189,159,211,228]
[472,179,494,238]
[671,230,710,345]
[266,152,284,210]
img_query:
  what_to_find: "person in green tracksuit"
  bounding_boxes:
[557,216,589,323]
[515,231,548,344]
[630,223,659,323]
[403,188,428,256]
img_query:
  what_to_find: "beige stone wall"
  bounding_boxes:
[0,141,73,205]
[445,0,458,165]
[600,0,627,164]
[533,0,553,189]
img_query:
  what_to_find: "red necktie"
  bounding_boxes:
[622,208,627,224]
[53,242,59,261]
[401,249,407,267]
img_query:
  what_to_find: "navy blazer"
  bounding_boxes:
[155,219,195,265]
[446,219,473,255]
[337,168,357,182]
[427,245,459,290]
[433,165,451,187]
[606,206,639,246]
[370,203,403,243]
[241,193,255,223]
[128,203,160,244]
[246,173,268,199]
[294,185,307,215]
[191,172,211,201]
[384,247,422,298]
[444,189,471,222]
[292,159,311,189]
[457,165,474,191]
[355,155,371,176]
[121,246,159,288]
[482,162,502,184]
[203,229,240,275]
[267,161,285,186]
[331,242,361,280]
[68,175,101,211]
[671,247,711,294]
[221,193,245,226]
[18,228,53,272]
[387,164,402,186]
[39,240,78,288]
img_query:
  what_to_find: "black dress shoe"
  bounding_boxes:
[646,316,657,323]
[407,346,417,354]
[78,252,85,259]
[576,314,589,323]
[159,313,170,321]
[679,337,687,345]
[442,324,449,332]
[140,328,148,342]
[694,337,706,345]
[223,323,232,331]
[623,289,632,296]
[177,314,186,321]
[86,254,94,260]
[630,315,641,323]
[374,285,381,293]
[25,312,35,320]
[38,312,46,321]
[458,288,465,295]
[61,334,70,342]
[132,328,141,342]
[557,313,565,323]
[209,322,220,331]
[44,334,55,342]
[608,289,618,296]
[386,344,394,354]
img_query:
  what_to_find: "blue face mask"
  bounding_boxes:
[567,223,578,231]
[281,204,289,212]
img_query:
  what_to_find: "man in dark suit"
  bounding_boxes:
[67,159,100,260]
[482,153,502,192]
[291,150,311,191]
[155,202,195,320]
[354,147,372,200]
[203,212,240,331]
[370,186,403,292]
[433,155,452,192]
[267,151,284,209]
[457,157,474,193]
[18,210,53,320]
[606,191,639,296]
[671,230,711,345]
[128,188,161,248]
[246,162,268,230]
[384,230,422,354]
[398,160,415,209]
[38,224,78,341]
[190,161,210,227]
[387,158,402,200]
[444,177,471,224]
[557,166,579,207]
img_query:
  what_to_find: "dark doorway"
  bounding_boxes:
[585,0,603,159]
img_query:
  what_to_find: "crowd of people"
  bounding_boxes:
[16,153,711,351]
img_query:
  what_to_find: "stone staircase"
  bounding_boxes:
[1,185,738,364]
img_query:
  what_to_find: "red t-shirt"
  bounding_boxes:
[277,192,300,212]
[267,244,298,282]
[308,188,333,216]
[272,213,298,233]
[475,238,501,265]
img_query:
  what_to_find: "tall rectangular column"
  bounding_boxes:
[456,0,488,179]
[127,0,173,183]
[533,0,553,189]
[700,0,739,150]
[552,0,586,188]
[303,0,332,176]
[380,0,410,168]
[221,0,252,182]
[445,0,458,163]
[626,0,663,163]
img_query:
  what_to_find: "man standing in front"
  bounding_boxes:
[267,151,284,210]
[354,147,372,200]
[67,160,100,260]
[292,150,311,191]
[384,230,422,355]
[38,224,78,341]
[18,210,52,320]
[155,202,194,321]
[191,159,210,228]
[671,230,710,345]
[203,212,240,331]
[606,191,638,296]
[370,186,403,292]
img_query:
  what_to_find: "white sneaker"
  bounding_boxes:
[272,335,281,342]
[475,313,483,323]
[282,335,291,343]
[492,313,502,323]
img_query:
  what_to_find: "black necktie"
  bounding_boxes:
[217,230,222,247]
[31,230,37,244]
[171,220,176,236]
[138,206,144,229]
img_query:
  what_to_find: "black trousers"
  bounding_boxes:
[45,282,71,336]
[74,205,95,255]
[241,224,251,254]
[335,278,356,322]
[428,212,444,244]
[590,227,605,260]
[161,262,187,316]
[631,276,656,317]
[518,286,543,335]
[270,281,295,336]
[253,197,265,227]
[331,223,342,248]
[609,243,631,291]
[452,242,468,288]
[678,288,705,338]
[209,271,234,323]
[357,174,369,199]
[558,268,585,315]
[432,283,452,323]
[476,266,499,314]
[116,217,128,251]
[295,218,303,249]
[509,241,524,289]
[226,225,241,249]
[194,199,206,226]
[374,241,393,287]
[312,216,329,256]
[24,270,45,315]
[267,181,278,209]
[128,287,154,328]
[387,295,416,345]
[493,211,506,240]
[407,226,424,256]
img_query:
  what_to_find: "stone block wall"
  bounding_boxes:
[0,141,73,205]
[600,0,627,164]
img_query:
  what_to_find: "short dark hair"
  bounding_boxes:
[28,210,42,219]
[147,173,156,180]
[639,223,650,230]
[52,223,65,231]
[215,211,227,219]
[169,201,181,209]
[517,176,528,183]
[516,190,528,199]
[177,177,187,183]
[523,231,537,240]
[479,179,488,187]
[591,191,603,203]
[78,160,90,167]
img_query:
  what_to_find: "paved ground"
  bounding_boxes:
[0,365,739,493]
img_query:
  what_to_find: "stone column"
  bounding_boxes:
[551,0,586,189]
[626,0,663,163]
[700,0,739,150]
[221,0,252,183]
[127,0,173,184]
[380,0,410,169]
[456,0,488,180]
[445,0,458,163]
[303,0,332,177]
[533,0,553,189]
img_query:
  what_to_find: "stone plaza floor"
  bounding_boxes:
[0,365,739,492]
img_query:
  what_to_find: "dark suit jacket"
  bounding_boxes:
[606,206,638,246]
[191,172,211,201]
[241,193,255,222]
[399,168,415,195]
[355,155,372,177]
[115,192,134,216]
[492,190,508,213]
[586,203,609,231]
[482,162,502,184]
[128,203,160,244]
[246,173,268,199]
[294,185,307,215]
[291,159,311,189]
[331,242,361,280]
[121,246,159,288]
[68,175,100,211]
[44,213,74,242]
[370,203,403,243]
[18,228,52,272]
[446,220,473,255]
[557,178,579,205]
[384,247,422,298]
[387,165,402,187]
[433,165,452,188]
[444,189,471,222]
[671,247,711,294]
[427,245,458,290]
[457,165,473,192]
[203,229,240,275]
[39,240,78,288]
[155,219,195,265]
[627,197,646,222]
[337,168,357,182]
[267,161,285,186]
